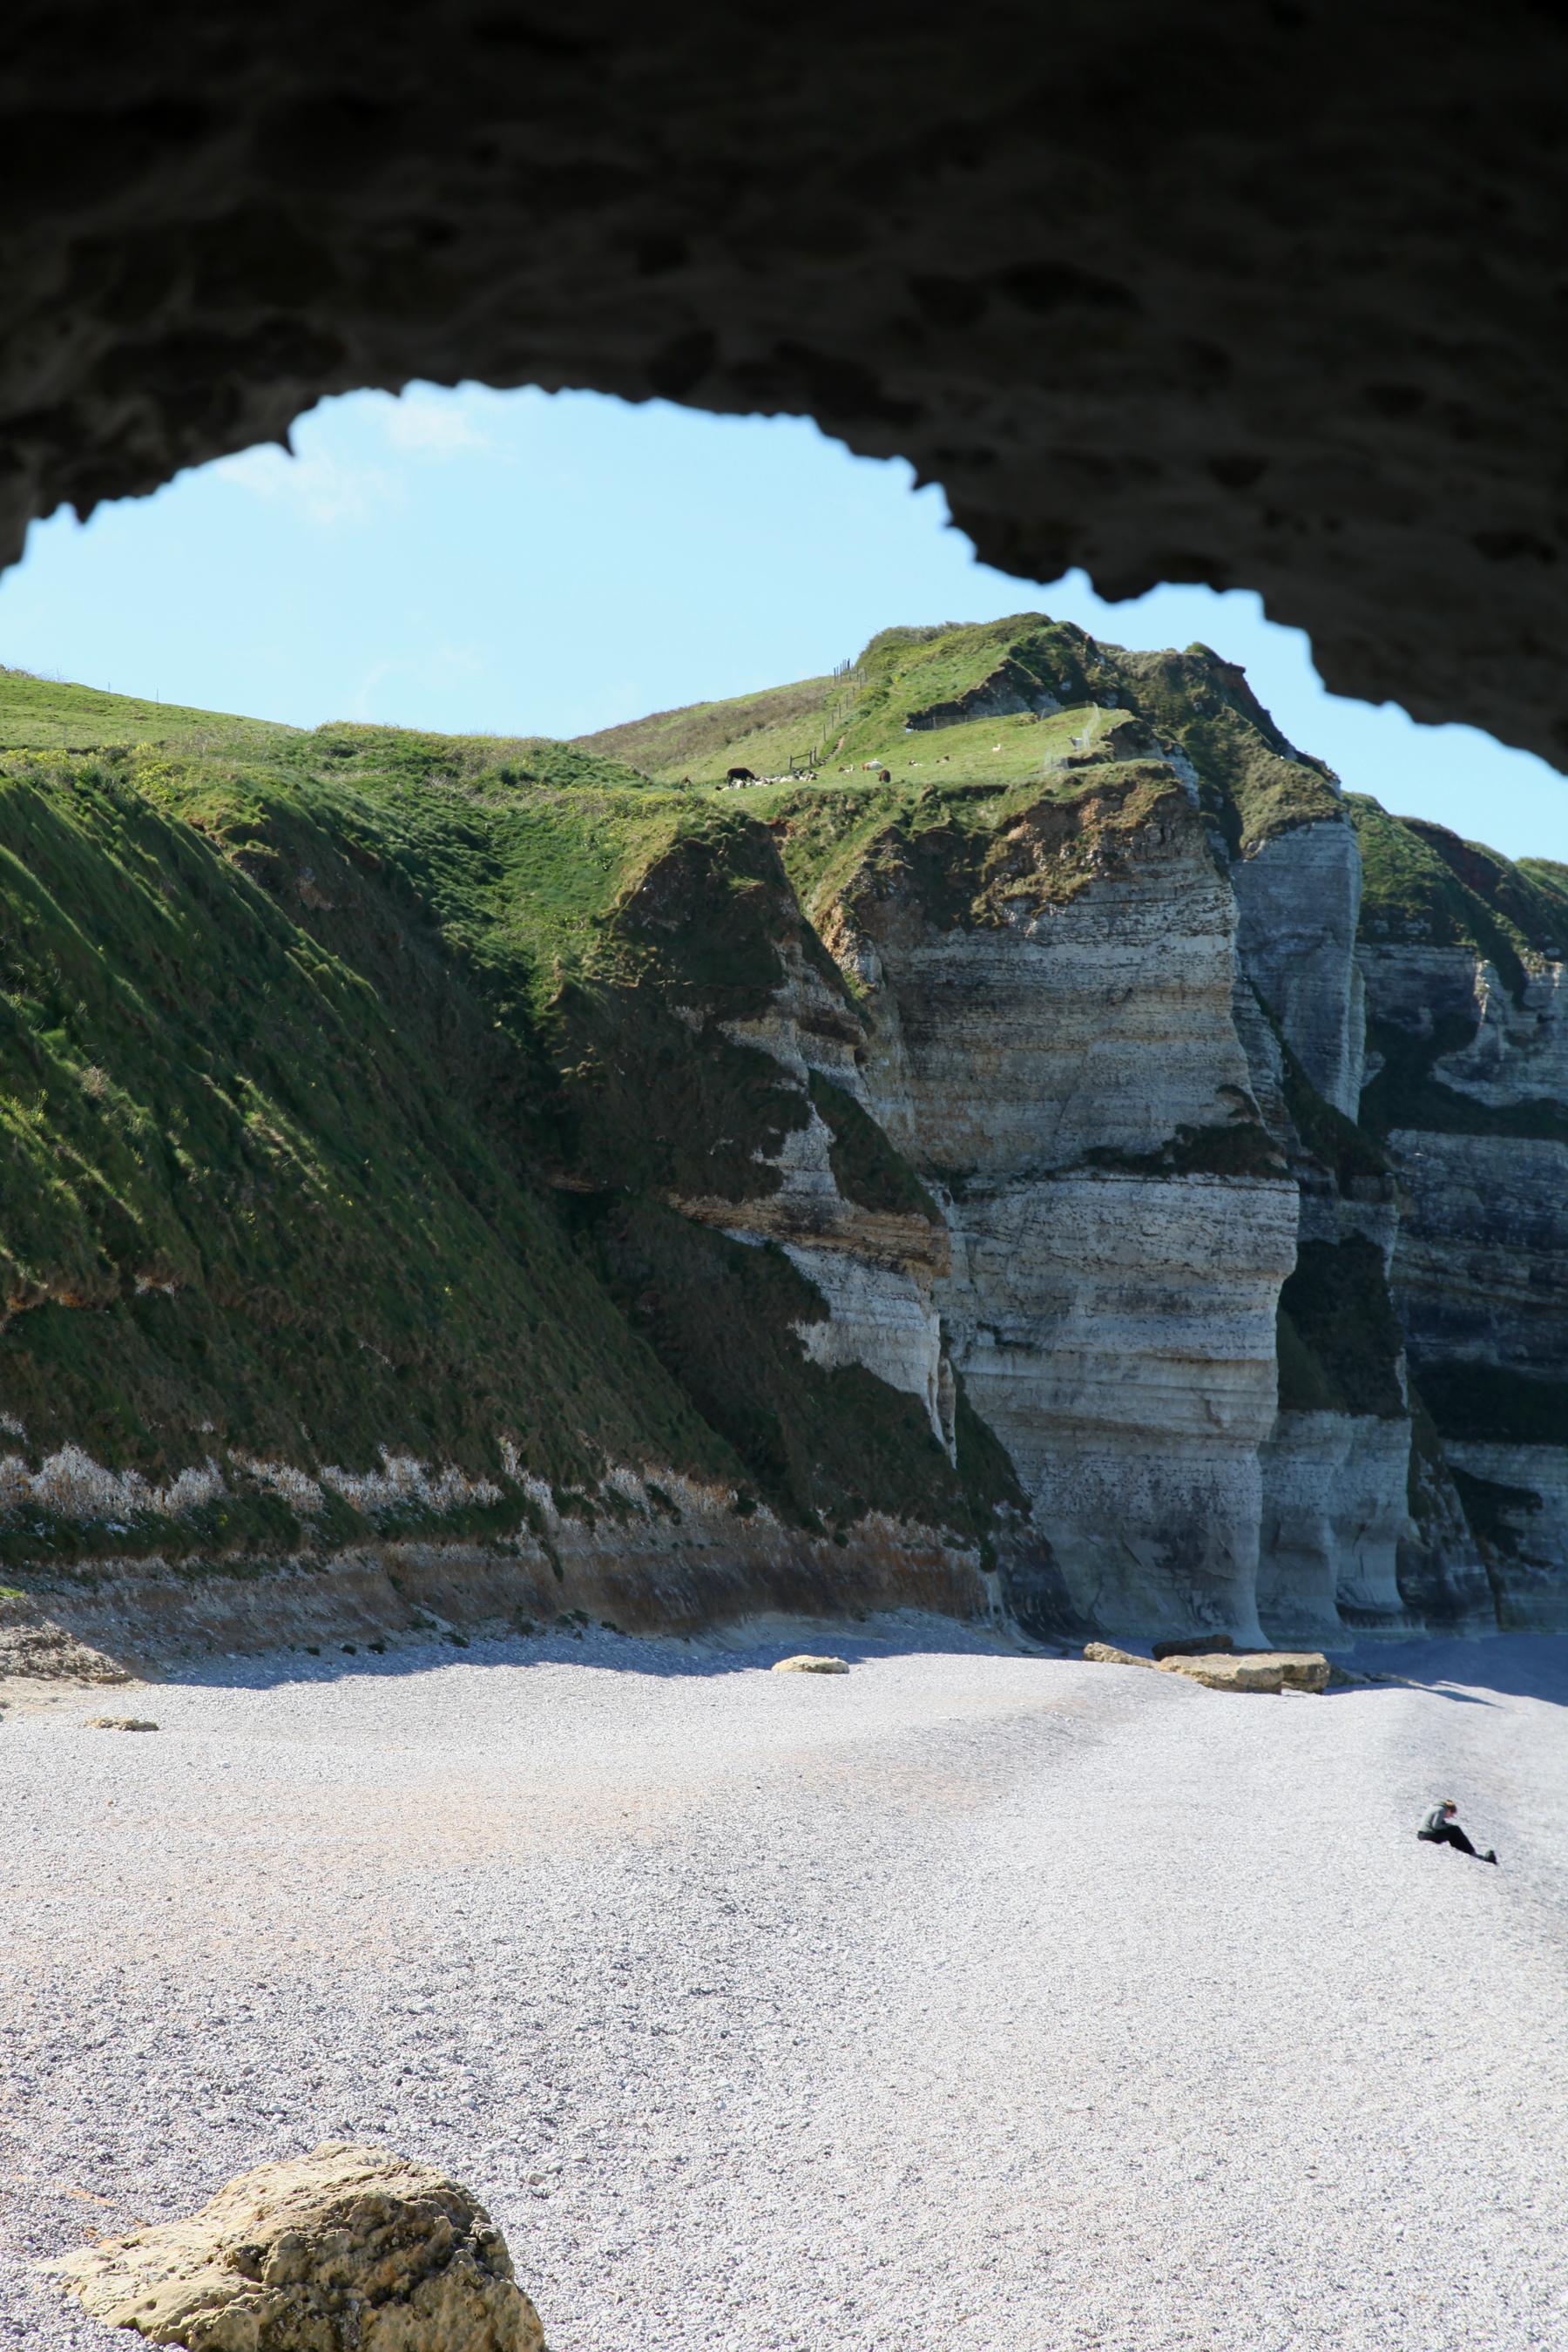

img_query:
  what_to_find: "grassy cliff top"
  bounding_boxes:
[0,669,652,794]
[0,665,301,760]
[577,612,1342,851]
[6,612,1345,862]
[1351,795,1568,979]
[741,750,1193,938]
[272,720,652,798]
[0,625,1351,1017]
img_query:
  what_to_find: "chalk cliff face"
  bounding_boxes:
[1224,821,1425,1640]
[1233,822,1367,1118]
[817,772,1298,1641]
[674,932,955,1454]
[1350,800,1568,1628]
[3,615,1565,1657]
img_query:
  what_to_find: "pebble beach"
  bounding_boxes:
[3,1622,1565,2349]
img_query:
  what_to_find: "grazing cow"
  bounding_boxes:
[877,767,892,783]
[727,765,757,783]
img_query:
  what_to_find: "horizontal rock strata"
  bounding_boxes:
[818,773,1300,1641]
[0,1472,993,1679]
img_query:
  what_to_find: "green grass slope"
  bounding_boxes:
[0,689,1010,1566]
[0,666,655,789]
[0,746,750,1570]
[577,613,1342,852]
[573,672,841,781]
[0,665,300,760]
[1352,794,1568,979]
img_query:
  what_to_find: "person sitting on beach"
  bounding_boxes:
[1417,1799,1497,1864]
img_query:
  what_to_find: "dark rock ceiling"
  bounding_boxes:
[6,0,1568,767]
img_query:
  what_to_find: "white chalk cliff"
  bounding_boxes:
[821,775,1298,1641]
[660,685,1568,1645]
[1352,815,1568,1628]
[747,722,1565,1641]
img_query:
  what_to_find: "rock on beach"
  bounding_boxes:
[44,2141,544,2351]
[1082,1644,1330,1693]
[771,1654,850,1674]
[1158,1651,1330,1694]
[1082,1642,1157,1669]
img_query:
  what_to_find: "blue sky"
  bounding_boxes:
[2,381,1565,862]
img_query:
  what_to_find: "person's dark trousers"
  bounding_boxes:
[1419,1823,1478,1855]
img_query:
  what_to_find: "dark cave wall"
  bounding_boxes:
[6,0,1568,767]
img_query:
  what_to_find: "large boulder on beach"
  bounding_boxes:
[771,1654,849,1674]
[1082,1642,1156,1668]
[44,2142,544,2349]
[1158,1650,1330,1694]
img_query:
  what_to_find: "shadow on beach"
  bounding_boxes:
[1343,1632,1568,1712]
[145,1607,1057,1700]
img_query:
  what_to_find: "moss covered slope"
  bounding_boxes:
[1352,795,1568,1146]
[0,671,1015,1569]
[0,747,754,1567]
[1352,794,1568,981]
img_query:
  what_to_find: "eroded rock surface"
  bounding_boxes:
[46,2142,544,2350]
[1232,822,1366,1119]
[676,926,955,1451]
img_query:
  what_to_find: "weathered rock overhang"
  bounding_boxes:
[6,1,1568,767]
